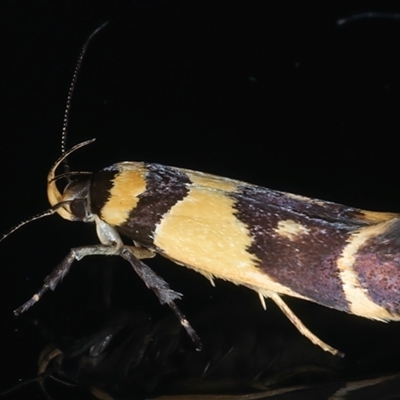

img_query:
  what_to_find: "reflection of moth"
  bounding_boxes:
[11,308,399,399]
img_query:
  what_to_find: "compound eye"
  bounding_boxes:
[70,199,86,220]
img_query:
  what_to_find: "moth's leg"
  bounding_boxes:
[94,218,155,261]
[14,245,119,315]
[126,245,156,260]
[14,243,201,351]
[269,293,344,357]
[121,247,202,351]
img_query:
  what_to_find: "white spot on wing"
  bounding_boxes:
[274,219,310,240]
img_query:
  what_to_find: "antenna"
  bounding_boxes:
[0,202,70,244]
[60,21,108,175]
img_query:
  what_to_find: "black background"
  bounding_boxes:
[1,1,400,399]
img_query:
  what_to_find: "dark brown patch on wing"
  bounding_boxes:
[90,167,119,215]
[118,164,191,246]
[232,185,352,311]
[264,190,373,226]
[354,218,400,315]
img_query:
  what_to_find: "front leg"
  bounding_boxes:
[14,244,120,315]
[14,244,202,350]
[14,243,156,316]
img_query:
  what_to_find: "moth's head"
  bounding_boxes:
[1,139,96,243]
[47,139,95,222]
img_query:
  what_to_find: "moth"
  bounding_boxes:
[3,23,399,357]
